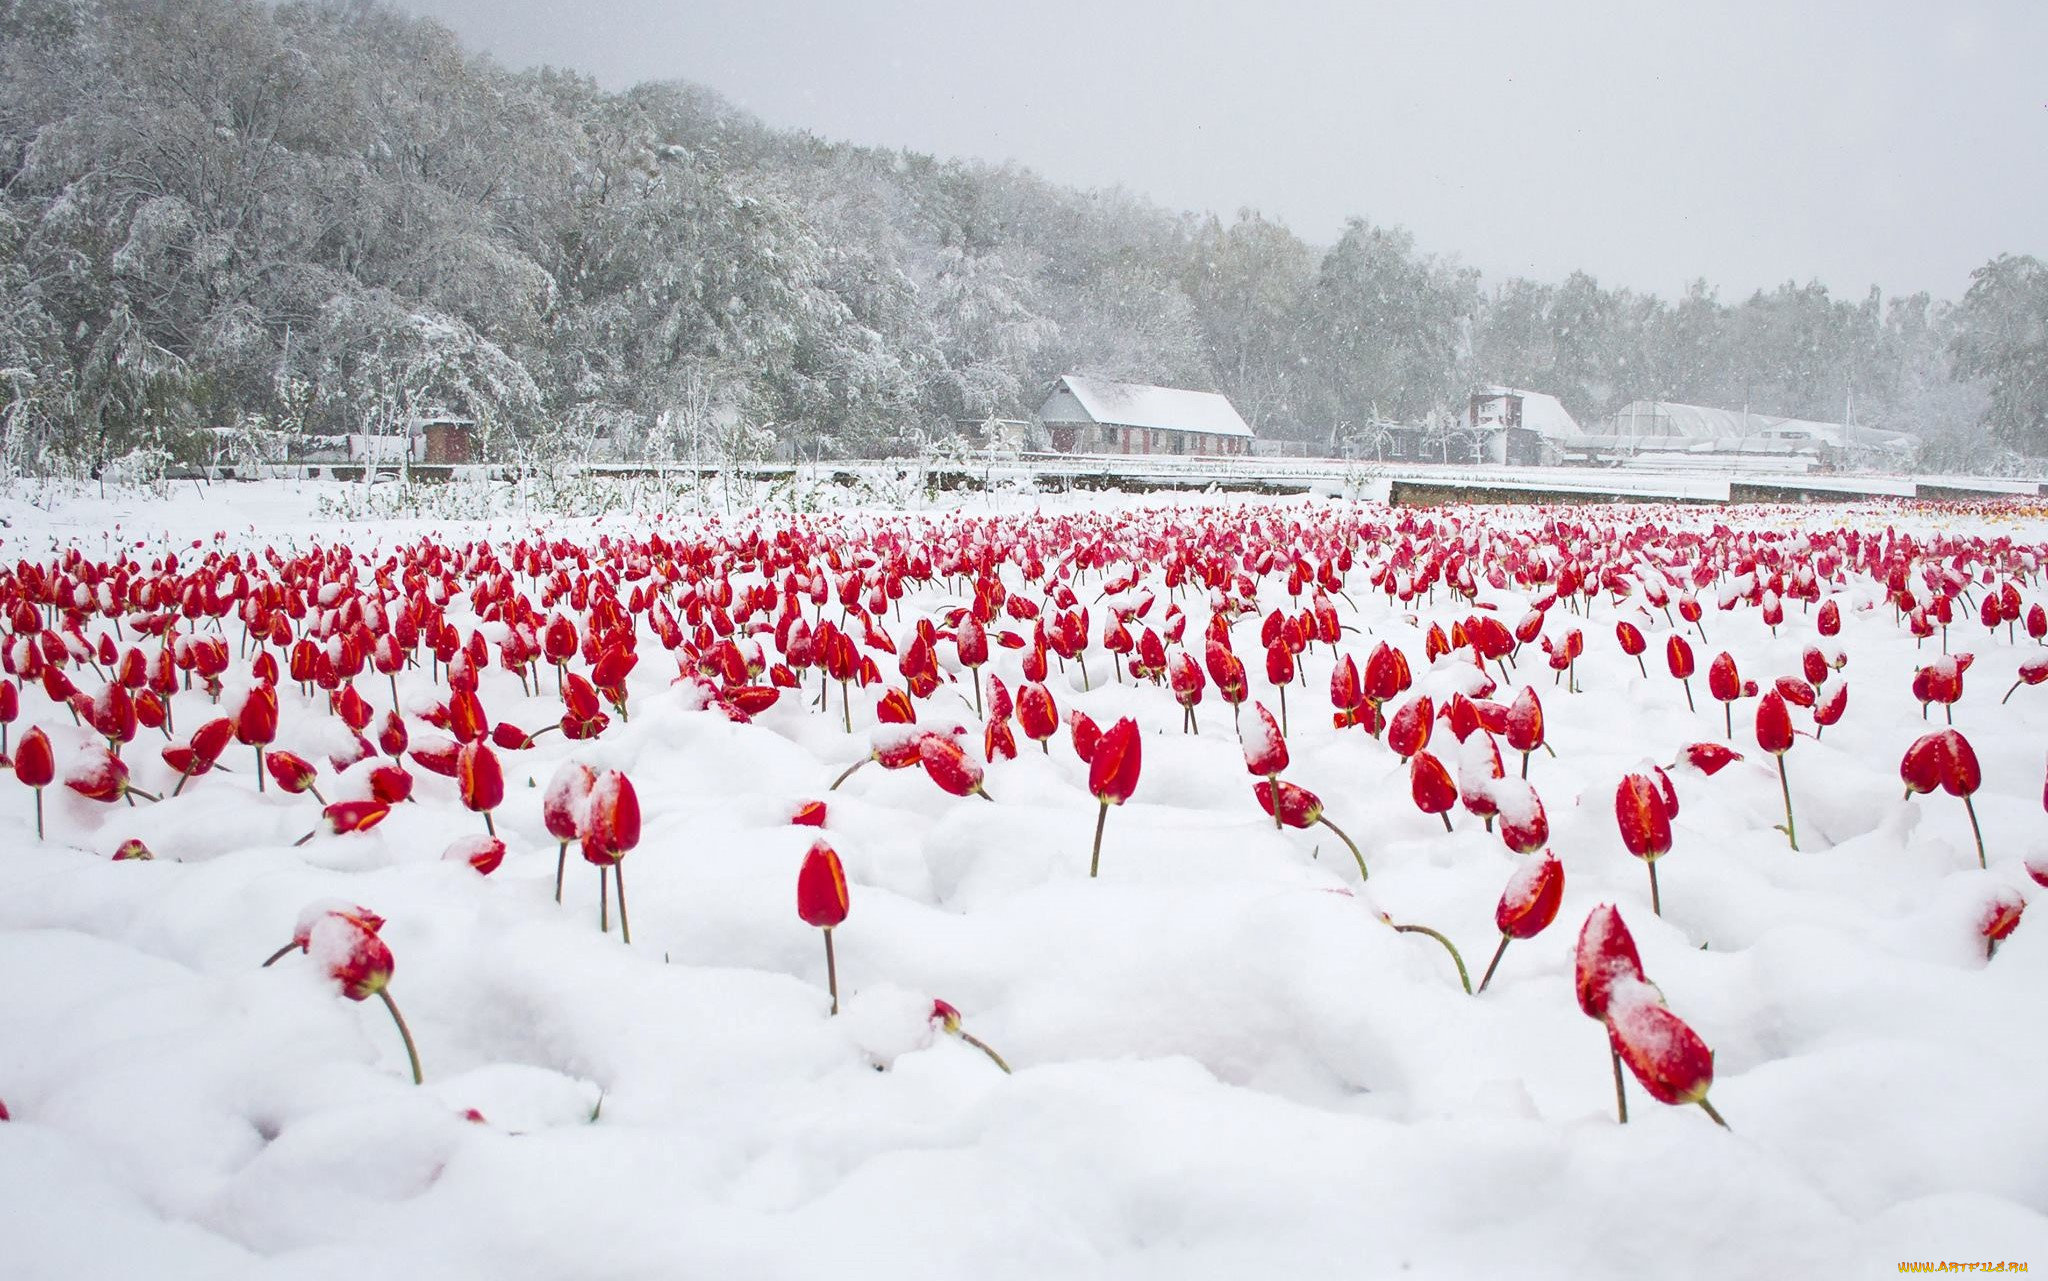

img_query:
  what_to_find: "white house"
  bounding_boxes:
[1036,375,1254,457]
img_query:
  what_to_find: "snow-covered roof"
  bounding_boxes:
[1592,400,1914,452]
[1038,375,1254,439]
[1471,387,1580,440]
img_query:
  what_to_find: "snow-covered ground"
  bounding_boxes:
[1,481,2044,1279]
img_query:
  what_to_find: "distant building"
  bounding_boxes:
[1465,387,1578,465]
[1575,401,1917,470]
[1036,375,1254,457]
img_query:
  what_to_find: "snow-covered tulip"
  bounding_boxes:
[1168,651,1204,734]
[1606,979,1728,1128]
[1254,778,1368,882]
[1755,690,1799,850]
[1616,773,1674,913]
[294,799,391,846]
[1017,681,1058,751]
[582,769,642,941]
[1902,729,1986,868]
[112,837,153,861]
[1408,750,1458,833]
[797,839,850,1014]
[543,760,597,902]
[445,834,506,876]
[2004,654,2048,704]
[265,750,325,803]
[456,740,504,836]
[1241,702,1289,826]
[16,725,53,839]
[1087,716,1141,878]
[929,998,1012,1073]
[920,733,993,802]
[792,799,828,828]
[1980,890,2024,961]
[1504,686,1544,777]
[1493,778,1548,855]
[1575,904,1649,1123]
[1673,741,1743,777]
[304,910,421,1084]
[1478,852,1564,993]
[1386,694,1433,763]
[66,746,156,804]
[1812,680,1848,738]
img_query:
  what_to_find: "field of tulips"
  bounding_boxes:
[2,481,2045,1279]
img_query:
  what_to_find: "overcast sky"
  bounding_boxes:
[392,0,2045,302]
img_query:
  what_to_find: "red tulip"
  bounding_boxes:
[1607,980,1726,1125]
[1408,750,1458,832]
[1615,621,1648,677]
[16,725,54,839]
[112,837,153,861]
[302,910,421,1084]
[797,838,850,1014]
[1617,772,1673,912]
[1086,716,1142,878]
[1504,686,1543,775]
[792,799,828,827]
[920,733,992,801]
[1493,778,1548,854]
[1673,741,1743,776]
[1255,778,1368,881]
[368,763,413,805]
[1017,681,1058,750]
[1574,903,1646,1020]
[1479,852,1564,992]
[1980,890,2025,960]
[1817,598,1841,636]
[265,749,324,801]
[1167,652,1205,733]
[2003,653,2048,704]
[236,684,279,790]
[1813,681,1848,736]
[1666,634,1696,711]
[1707,652,1742,737]
[543,760,597,902]
[296,799,391,845]
[1900,732,1945,797]
[446,834,506,875]
[1241,701,1289,779]
[581,769,642,940]
[928,997,1012,1073]
[1386,695,1433,762]
[456,741,504,834]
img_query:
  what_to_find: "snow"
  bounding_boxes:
[0,480,2045,1279]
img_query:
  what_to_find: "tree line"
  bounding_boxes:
[1,0,2042,475]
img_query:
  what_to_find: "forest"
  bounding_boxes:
[1,0,2043,475]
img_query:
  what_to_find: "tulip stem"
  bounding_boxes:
[1962,794,1986,869]
[1611,1046,1630,1124]
[1696,1097,1731,1130]
[1520,750,1530,779]
[1648,861,1662,915]
[555,841,568,902]
[1723,703,1732,740]
[599,866,610,933]
[33,789,42,840]
[378,989,423,1085]
[1681,678,1695,713]
[1278,684,1288,738]
[1775,755,1799,851]
[1317,815,1368,881]
[1390,921,1472,994]
[1477,934,1511,993]
[957,1029,1011,1074]
[1439,811,1454,834]
[2004,678,2023,704]
[483,809,496,838]
[614,861,632,944]
[1635,654,1648,679]
[1089,800,1109,878]
[828,757,868,791]
[260,941,296,967]
[256,744,266,791]
[823,927,840,1016]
